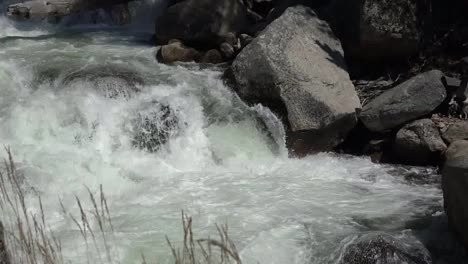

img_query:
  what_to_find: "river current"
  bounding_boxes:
[0,2,464,263]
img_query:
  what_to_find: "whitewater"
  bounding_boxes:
[0,1,463,263]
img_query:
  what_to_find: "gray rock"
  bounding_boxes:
[239,33,254,47]
[442,140,468,250]
[441,121,468,144]
[199,49,224,64]
[155,0,250,47]
[340,233,432,264]
[219,42,236,59]
[329,0,421,60]
[394,119,447,165]
[156,42,202,64]
[129,101,179,153]
[225,5,361,154]
[359,70,446,132]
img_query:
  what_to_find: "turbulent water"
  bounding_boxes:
[0,3,465,264]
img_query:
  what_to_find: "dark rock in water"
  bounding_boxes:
[442,140,468,250]
[130,101,179,153]
[0,221,9,264]
[359,70,446,132]
[200,49,224,64]
[394,119,447,165]
[328,0,421,61]
[61,65,144,99]
[155,0,250,48]
[225,5,361,155]
[156,42,202,63]
[341,233,432,264]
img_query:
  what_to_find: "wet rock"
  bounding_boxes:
[219,42,236,59]
[341,233,432,264]
[359,70,446,132]
[394,119,447,165]
[200,49,224,64]
[239,33,254,47]
[225,5,361,154]
[441,121,468,144]
[130,101,179,153]
[442,140,468,250]
[329,0,421,61]
[155,0,250,47]
[156,42,202,64]
[61,65,143,99]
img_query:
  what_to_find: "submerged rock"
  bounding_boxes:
[61,65,144,99]
[442,140,468,250]
[225,5,361,155]
[341,233,432,264]
[129,101,179,153]
[359,70,446,132]
[155,0,250,47]
[394,119,447,165]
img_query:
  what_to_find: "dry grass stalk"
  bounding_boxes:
[0,149,242,264]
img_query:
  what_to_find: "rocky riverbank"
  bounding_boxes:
[152,0,468,261]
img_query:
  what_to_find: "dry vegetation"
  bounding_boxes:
[0,148,241,264]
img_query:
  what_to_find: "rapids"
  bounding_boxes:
[0,2,465,263]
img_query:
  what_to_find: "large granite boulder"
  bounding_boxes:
[359,70,446,132]
[394,119,447,165]
[329,0,422,61]
[155,0,250,47]
[225,5,361,155]
[442,140,468,250]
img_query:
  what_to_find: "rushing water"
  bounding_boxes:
[0,3,465,264]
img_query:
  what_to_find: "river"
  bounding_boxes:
[0,2,463,263]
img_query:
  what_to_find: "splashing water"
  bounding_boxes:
[0,6,462,264]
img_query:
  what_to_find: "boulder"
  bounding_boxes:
[441,121,468,144]
[199,49,224,64]
[225,6,361,155]
[340,233,432,264]
[155,0,250,47]
[329,0,422,61]
[156,42,202,64]
[394,119,447,165]
[359,70,446,132]
[442,140,468,249]
[129,101,179,153]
